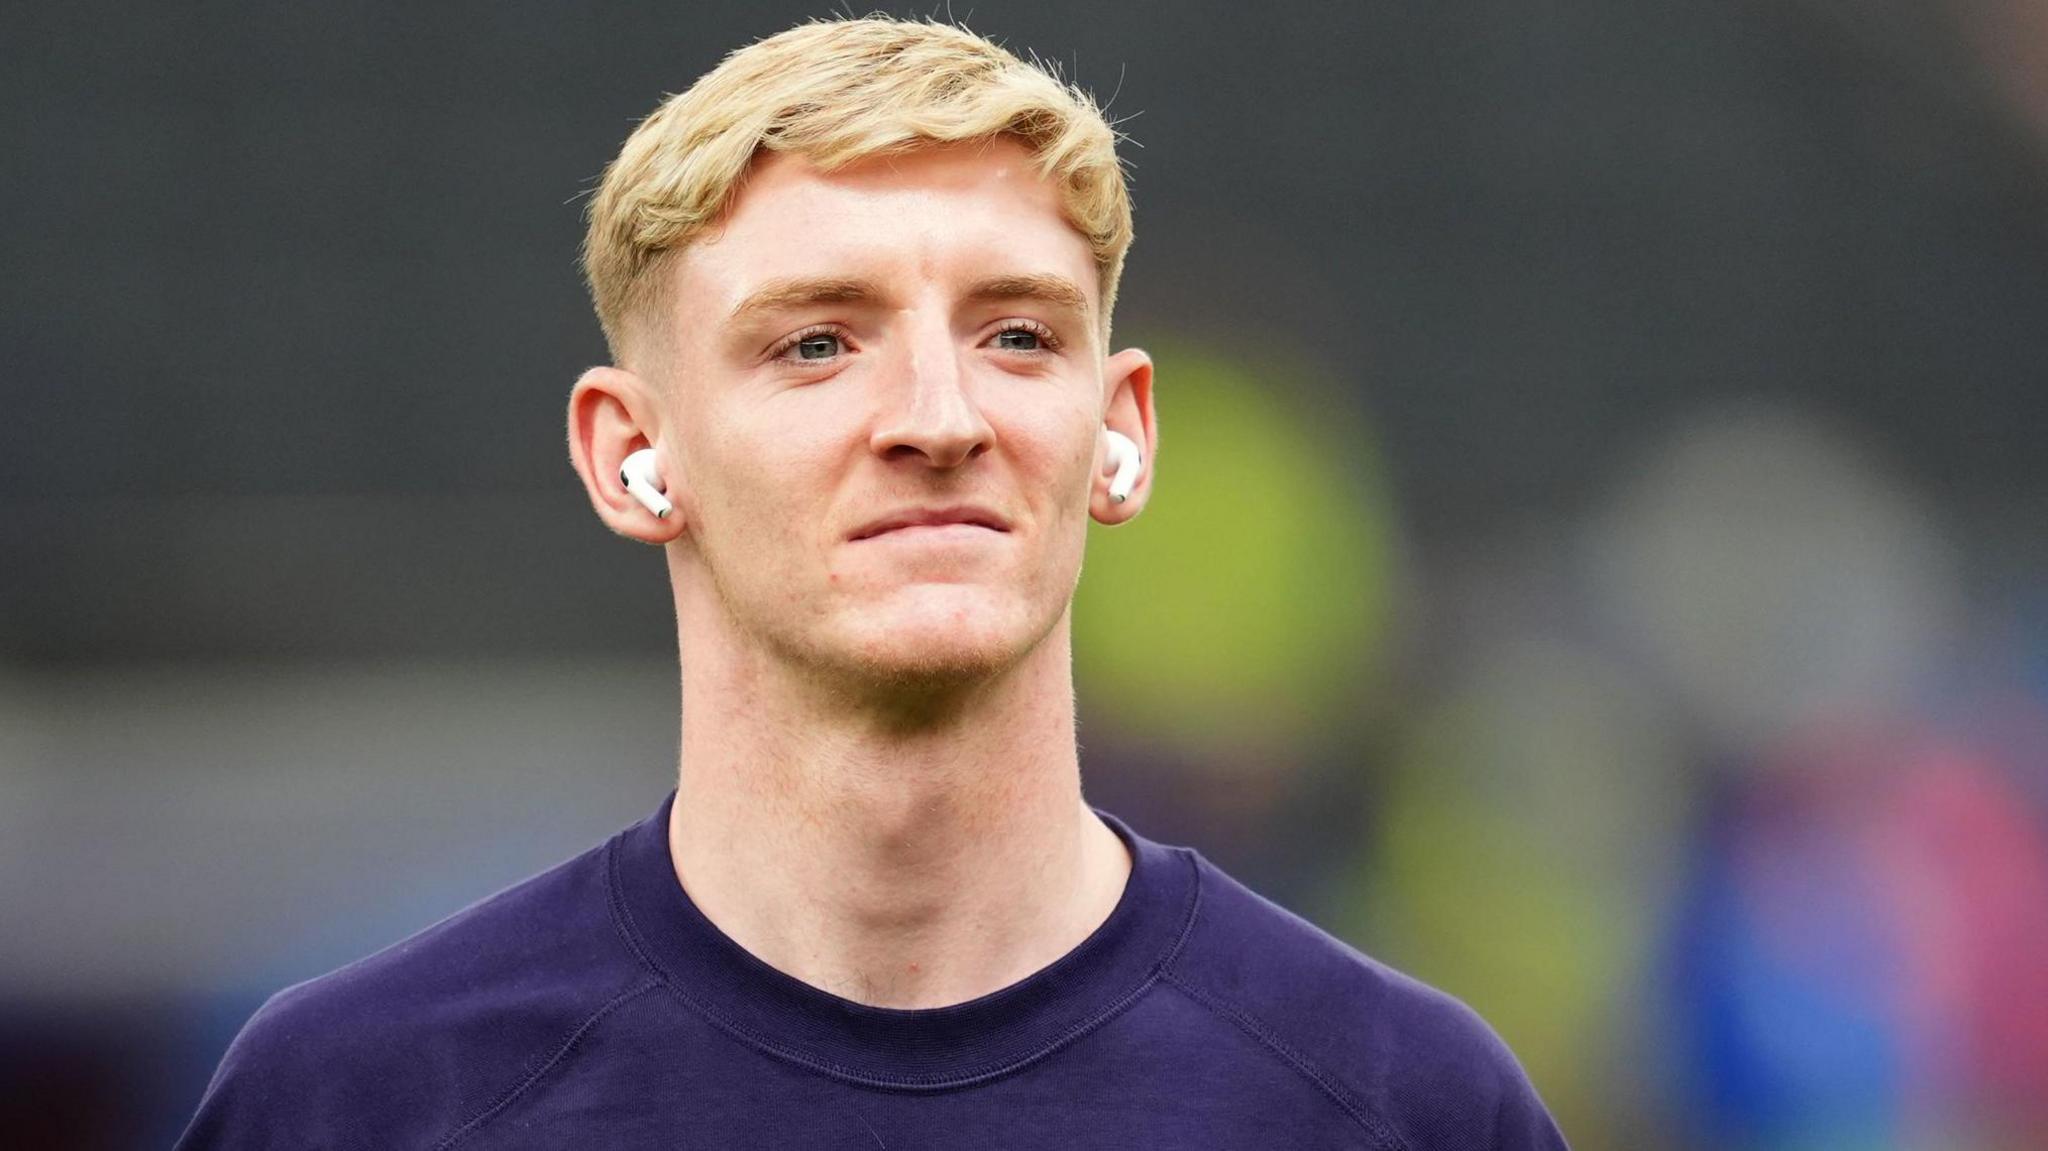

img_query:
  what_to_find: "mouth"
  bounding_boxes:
[858,522,1006,545]
[849,506,1012,541]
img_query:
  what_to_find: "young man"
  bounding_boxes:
[178,18,1565,1149]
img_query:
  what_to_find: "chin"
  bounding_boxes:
[822,587,1050,691]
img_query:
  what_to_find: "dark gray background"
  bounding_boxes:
[9,0,2044,665]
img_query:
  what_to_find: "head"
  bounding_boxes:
[567,17,1156,700]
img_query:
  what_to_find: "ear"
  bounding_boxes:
[567,366,686,544]
[1092,347,1157,525]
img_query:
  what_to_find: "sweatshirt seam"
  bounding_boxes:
[604,836,1206,1092]
[1158,968,1409,1151]
[430,978,661,1150]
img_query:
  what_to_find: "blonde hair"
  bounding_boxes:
[581,17,1134,361]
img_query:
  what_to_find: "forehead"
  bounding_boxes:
[669,139,1099,321]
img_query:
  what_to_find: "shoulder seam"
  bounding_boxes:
[1158,969,1410,1151]
[431,979,662,1150]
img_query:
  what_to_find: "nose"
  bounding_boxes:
[867,316,995,469]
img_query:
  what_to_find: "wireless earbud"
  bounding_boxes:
[1103,430,1142,504]
[619,448,672,519]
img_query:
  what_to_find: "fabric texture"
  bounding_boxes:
[176,792,1569,1149]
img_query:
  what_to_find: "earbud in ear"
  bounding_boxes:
[1103,430,1142,504]
[620,448,672,519]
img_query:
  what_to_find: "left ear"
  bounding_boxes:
[1092,347,1156,525]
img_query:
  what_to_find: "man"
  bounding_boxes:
[178,17,1566,1149]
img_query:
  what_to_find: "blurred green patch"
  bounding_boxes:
[1073,339,1398,752]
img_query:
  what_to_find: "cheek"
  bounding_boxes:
[997,412,1100,593]
[692,406,845,564]
[1021,410,1101,515]
[989,385,1095,477]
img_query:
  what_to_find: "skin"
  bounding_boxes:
[566,138,1157,1009]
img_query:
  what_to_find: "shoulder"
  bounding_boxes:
[1159,852,1568,1151]
[176,834,658,1150]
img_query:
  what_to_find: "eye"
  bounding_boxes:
[989,321,1059,353]
[769,325,850,364]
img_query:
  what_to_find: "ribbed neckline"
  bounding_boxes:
[607,789,1200,1090]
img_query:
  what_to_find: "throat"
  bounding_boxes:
[670,779,1127,1010]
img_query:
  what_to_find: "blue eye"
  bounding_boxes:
[993,321,1060,352]
[796,333,842,359]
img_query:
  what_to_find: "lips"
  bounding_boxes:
[849,505,1012,541]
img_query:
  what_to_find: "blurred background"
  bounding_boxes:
[5,1,2048,1147]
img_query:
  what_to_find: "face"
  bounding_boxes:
[632,140,1151,692]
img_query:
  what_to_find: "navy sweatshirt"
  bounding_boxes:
[177,792,1568,1149]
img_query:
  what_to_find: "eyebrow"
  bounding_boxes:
[727,277,885,324]
[724,272,1093,326]
[963,273,1092,319]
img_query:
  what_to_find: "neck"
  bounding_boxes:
[666,593,1131,1009]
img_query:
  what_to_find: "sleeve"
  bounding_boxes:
[171,984,443,1151]
[1379,987,1571,1151]
[173,992,317,1150]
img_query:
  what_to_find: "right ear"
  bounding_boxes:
[567,366,686,544]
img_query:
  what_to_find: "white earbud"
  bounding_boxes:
[619,448,672,519]
[1103,430,1142,504]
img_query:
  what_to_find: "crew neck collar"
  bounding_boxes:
[608,789,1200,1090]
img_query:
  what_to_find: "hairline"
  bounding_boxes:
[614,144,1122,369]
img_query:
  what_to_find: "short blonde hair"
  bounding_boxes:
[581,17,1134,361]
